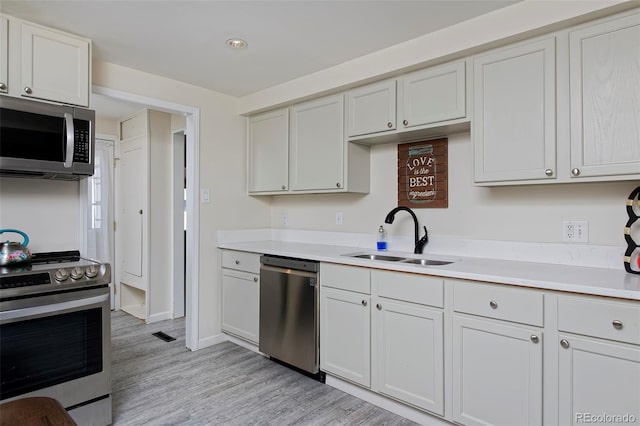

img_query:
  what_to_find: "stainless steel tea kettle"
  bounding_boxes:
[0,229,32,265]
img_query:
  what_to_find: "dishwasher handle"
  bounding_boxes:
[260,255,318,273]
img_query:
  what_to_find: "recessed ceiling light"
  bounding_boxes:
[226,38,247,49]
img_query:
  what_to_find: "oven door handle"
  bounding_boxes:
[0,293,109,321]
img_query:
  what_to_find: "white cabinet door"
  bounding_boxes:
[558,334,640,426]
[452,315,543,426]
[473,37,556,183]
[373,298,444,415]
[399,60,466,129]
[0,16,7,94]
[20,22,90,106]
[248,108,289,193]
[347,79,396,137]
[290,94,345,191]
[119,135,147,289]
[221,269,260,344]
[569,12,640,179]
[320,287,371,387]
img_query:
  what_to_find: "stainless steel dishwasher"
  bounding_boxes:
[259,255,324,381]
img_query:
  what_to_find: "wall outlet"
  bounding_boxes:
[562,220,589,243]
[336,211,343,225]
[281,212,288,226]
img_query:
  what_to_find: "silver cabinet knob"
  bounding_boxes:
[530,335,539,344]
[376,303,382,310]
[612,320,623,330]
[281,185,286,190]
[0,82,6,91]
[489,300,498,309]
[387,122,393,128]
[361,300,367,306]
[571,168,581,176]
[560,339,570,349]
[24,87,33,94]
[235,260,240,265]
[253,277,258,282]
[545,169,553,176]
[402,119,409,126]
[139,209,143,215]
[336,182,341,188]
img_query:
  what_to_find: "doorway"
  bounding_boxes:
[92,86,200,350]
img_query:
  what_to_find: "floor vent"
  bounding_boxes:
[152,331,176,342]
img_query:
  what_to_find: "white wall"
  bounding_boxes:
[269,133,637,247]
[92,60,271,342]
[96,116,119,136]
[0,179,80,252]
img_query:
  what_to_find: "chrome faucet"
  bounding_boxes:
[384,206,429,254]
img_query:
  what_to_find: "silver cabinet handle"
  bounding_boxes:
[612,320,623,330]
[0,82,6,91]
[361,300,367,306]
[402,119,409,126]
[376,303,382,310]
[336,183,341,188]
[560,339,570,349]
[571,168,581,176]
[235,260,240,265]
[24,86,32,94]
[545,169,553,176]
[530,335,539,344]
[489,300,498,309]
[253,277,258,282]
[387,122,393,128]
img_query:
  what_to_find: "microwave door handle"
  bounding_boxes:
[63,112,74,168]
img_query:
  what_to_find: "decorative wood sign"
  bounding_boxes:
[398,138,448,208]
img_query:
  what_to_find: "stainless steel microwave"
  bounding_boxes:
[0,96,95,180]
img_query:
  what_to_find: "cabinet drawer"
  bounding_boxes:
[221,250,261,274]
[320,263,370,294]
[558,296,640,345]
[452,280,543,327]
[372,270,443,308]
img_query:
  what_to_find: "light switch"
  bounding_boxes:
[200,188,210,203]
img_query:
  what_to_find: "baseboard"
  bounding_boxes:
[222,333,264,354]
[325,375,452,426]
[198,333,227,349]
[147,310,173,323]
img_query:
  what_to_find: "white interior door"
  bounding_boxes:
[119,135,147,290]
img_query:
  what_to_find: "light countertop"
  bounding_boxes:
[218,239,640,301]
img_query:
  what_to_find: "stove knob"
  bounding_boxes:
[85,265,100,278]
[70,267,84,280]
[54,269,70,282]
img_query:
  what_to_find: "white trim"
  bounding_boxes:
[222,333,262,354]
[198,333,228,349]
[93,84,200,351]
[172,130,186,319]
[147,310,173,323]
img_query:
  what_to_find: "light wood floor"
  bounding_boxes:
[111,310,417,425]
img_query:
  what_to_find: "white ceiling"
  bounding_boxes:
[1,0,521,99]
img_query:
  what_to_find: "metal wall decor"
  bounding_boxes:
[397,138,448,209]
[624,186,640,274]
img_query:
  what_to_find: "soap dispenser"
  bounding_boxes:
[377,225,388,251]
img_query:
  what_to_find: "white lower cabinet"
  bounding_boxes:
[220,250,260,344]
[373,298,444,414]
[452,315,543,426]
[558,334,640,426]
[320,286,371,387]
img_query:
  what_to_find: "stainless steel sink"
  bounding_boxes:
[350,254,406,262]
[401,258,453,266]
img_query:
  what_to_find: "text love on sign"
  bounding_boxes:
[397,138,448,209]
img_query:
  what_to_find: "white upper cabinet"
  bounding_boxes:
[1,15,91,106]
[247,108,289,193]
[473,36,557,183]
[346,79,396,137]
[290,94,346,191]
[0,17,7,94]
[568,11,640,179]
[399,60,466,129]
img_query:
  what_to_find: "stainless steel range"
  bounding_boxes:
[0,250,112,426]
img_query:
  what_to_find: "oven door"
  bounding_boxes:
[0,286,110,409]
